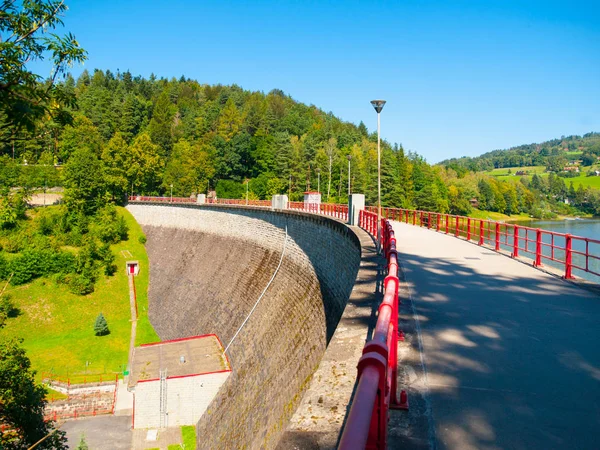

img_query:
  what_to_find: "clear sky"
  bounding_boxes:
[41,0,600,162]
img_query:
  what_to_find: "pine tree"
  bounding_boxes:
[94,313,109,336]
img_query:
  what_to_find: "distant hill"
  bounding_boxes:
[440,132,600,173]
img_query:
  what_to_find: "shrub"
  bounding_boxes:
[138,234,146,244]
[69,274,94,295]
[94,312,109,336]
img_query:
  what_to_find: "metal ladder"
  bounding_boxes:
[159,369,167,428]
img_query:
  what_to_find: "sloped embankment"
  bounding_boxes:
[126,204,361,449]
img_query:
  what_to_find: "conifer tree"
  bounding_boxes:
[94,313,109,336]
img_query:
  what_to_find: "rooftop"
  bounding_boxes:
[128,334,230,388]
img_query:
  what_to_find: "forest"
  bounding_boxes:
[2,70,600,220]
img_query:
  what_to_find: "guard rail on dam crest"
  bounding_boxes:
[367,206,600,283]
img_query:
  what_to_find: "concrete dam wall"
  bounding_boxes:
[126,204,361,449]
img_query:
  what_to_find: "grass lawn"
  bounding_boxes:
[486,166,546,176]
[483,166,600,190]
[468,209,531,222]
[0,207,158,383]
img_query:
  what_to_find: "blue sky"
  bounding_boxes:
[40,0,600,162]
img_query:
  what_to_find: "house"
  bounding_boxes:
[563,166,580,172]
[128,334,231,429]
[469,198,479,208]
[515,170,526,176]
[595,170,600,176]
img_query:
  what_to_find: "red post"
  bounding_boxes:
[445,214,449,234]
[534,229,543,267]
[467,218,471,241]
[412,211,416,225]
[420,211,424,227]
[436,214,440,232]
[455,216,460,237]
[564,234,573,279]
[479,220,484,245]
[495,222,500,251]
[428,212,432,229]
[512,225,520,258]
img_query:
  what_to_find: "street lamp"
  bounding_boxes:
[347,154,352,198]
[170,184,173,202]
[370,99,386,252]
[245,179,249,205]
[316,168,321,194]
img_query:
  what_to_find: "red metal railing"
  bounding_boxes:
[128,196,350,222]
[368,207,600,282]
[339,211,407,449]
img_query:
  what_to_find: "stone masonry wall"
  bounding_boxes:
[126,204,361,449]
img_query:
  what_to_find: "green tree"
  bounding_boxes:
[58,116,103,162]
[148,91,174,156]
[127,132,164,195]
[0,337,67,449]
[0,0,87,140]
[94,312,109,336]
[63,148,106,215]
[101,132,130,202]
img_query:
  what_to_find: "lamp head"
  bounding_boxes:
[347,154,352,161]
[370,100,386,113]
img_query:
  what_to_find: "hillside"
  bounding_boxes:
[441,132,600,173]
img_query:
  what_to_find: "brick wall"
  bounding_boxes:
[127,204,361,449]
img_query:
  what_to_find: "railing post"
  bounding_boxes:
[495,222,500,251]
[436,214,440,232]
[412,211,416,226]
[564,234,573,279]
[467,218,471,241]
[428,212,432,229]
[512,225,519,258]
[455,216,459,237]
[445,214,449,234]
[534,229,543,267]
[479,220,484,246]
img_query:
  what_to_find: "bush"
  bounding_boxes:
[9,250,77,285]
[69,274,94,295]
[138,234,146,244]
[94,312,109,336]
[93,206,129,244]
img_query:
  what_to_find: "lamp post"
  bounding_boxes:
[245,179,249,205]
[170,184,173,202]
[316,168,321,194]
[370,99,386,252]
[347,154,352,198]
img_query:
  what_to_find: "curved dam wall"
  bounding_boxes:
[126,203,361,449]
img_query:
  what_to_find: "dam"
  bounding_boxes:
[126,202,368,449]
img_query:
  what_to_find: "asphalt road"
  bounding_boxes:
[391,221,600,450]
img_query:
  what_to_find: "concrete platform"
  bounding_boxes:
[391,221,600,450]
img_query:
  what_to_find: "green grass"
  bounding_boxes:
[486,166,546,176]
[483,165,600,190]
[468,209,531,222]
[182,426,196,450]
[0,207,158,381]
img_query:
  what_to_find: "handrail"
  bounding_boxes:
[127,196,349,222]
[338,210,407,449]
[367,206,600,282]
